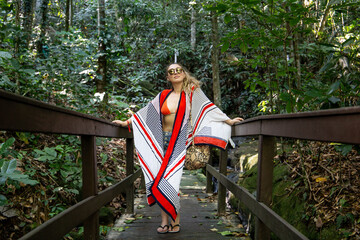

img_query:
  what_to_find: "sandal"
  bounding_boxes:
[169,224,181,233]
[157,225,169,234]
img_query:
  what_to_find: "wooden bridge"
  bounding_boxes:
[1,89,360,240]
[106,170,247,239]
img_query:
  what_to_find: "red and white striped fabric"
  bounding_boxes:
[131,88,230,221]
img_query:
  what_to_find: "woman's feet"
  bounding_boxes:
[157,225,169,234]
[169,223,181,233]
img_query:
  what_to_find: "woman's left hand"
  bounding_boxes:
[226,117,244,126]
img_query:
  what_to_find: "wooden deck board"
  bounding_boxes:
[106,171,248,240]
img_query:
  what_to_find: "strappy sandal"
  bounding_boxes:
[169,224,181,233]
[157,225,169,234]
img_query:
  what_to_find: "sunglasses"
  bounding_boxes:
[168,67,184,75]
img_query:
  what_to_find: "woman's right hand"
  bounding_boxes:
[112,120,128,127]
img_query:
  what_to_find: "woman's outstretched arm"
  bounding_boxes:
[225,117,244,126]
[112,118,132,127]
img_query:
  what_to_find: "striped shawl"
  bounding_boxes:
[131,88,231,221]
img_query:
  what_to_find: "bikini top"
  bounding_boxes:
[161,98,176,115]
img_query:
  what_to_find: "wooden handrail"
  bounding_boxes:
[0,90,138,240]
[0,89,132,138]
[19,169,142,240]
[233,106,360,144]
[207,165,307,240]
[209,106,360,240]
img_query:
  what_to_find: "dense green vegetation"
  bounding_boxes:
[232,139,360,240]
[1,0,359,239]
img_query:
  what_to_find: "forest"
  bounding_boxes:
[0,0,360,239]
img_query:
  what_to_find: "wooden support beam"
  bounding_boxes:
[206,149,214,193]
[255,135,276,240]
[207,164,308,240]
[218,148,228,215]
[81,136,99,240]
[125,138,134,213]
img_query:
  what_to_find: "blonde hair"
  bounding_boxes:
[166,63,202,94]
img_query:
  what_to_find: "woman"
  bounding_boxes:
[113,63,243,234]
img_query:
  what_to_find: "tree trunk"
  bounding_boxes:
[293,32,301,89]
[283,40,289,88]
[14,0,21,55]
[14,0,21,92]
[191,7,196,51]
[65,0,70,31]
[211,10,221,109]
[23,0,36,48]
[317,0,332,38]
[70,0,73,27]
[96,0,107,98]
[36,0,49,58]
[4,0,8,22]
[284,9,291,89]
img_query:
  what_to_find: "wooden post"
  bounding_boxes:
[206,148,213,193]
[218,148,228,216]
[125,138,134,213]
[255,135,276,240]
[81,136,99,240]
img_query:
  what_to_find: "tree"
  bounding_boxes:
[96,0,107,99]
[65,0,72,32]
[22,0,36,48]
[36,0,49,58]
[211,9,221,109]
[190,3,196,51]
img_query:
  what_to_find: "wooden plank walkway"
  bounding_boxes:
[106,171,249,240]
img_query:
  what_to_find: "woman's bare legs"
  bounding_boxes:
[157,209,169,233]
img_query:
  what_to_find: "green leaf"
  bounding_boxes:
[0,51,12,59]
[334,144,352,156]
[219,230,233,236]
[336,215,346,228]
[1,159,17,174]
[44,147,57,158]
[328,96,340,104]
[224,14,232,24]
[240,42,248,53]
[221,41,230,53]
[0,194,7,206]
[66,188,79,195]
[286,102,293,113]
[328,81,340,94]
[0,138,15,156]
[113,227,125,232]
[16,178,38,186]
[342,37,355,47]
[305,89,323,98]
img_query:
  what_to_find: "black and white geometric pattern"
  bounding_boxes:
[158,178,180,211]
[145,104,163,150]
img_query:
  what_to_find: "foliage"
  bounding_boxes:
[211,0,360,114]
[0,138,38,206]
[32,144,82,196]
[1,0,360,238]
[234,140,359,239]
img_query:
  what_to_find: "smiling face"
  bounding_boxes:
[167,64,186,85]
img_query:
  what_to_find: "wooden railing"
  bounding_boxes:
[2,89,360,240]
[0,89,141,240]
[208,106,360,240]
